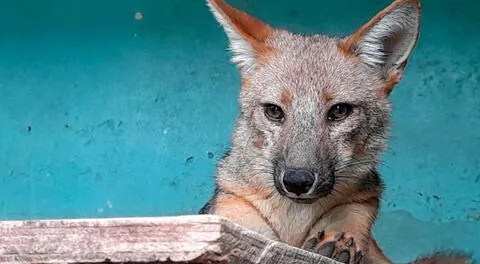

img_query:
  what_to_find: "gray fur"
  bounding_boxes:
[197,3,471,263]
[204,0,419,208]
[215,32,394,202]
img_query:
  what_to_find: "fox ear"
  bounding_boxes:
[206,0,275,74]
[339,0,420,75]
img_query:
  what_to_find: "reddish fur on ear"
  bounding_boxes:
[338,0,420,57]
[208,0,273,43]
[207,0,276,65]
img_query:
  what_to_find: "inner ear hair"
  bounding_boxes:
[339,0,421,76]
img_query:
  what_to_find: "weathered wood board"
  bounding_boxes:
[0,215,339,264]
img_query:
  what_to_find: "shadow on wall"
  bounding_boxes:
[0,0,478,262]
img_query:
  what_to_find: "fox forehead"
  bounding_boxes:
[245,32,384,107]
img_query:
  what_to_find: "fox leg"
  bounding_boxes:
[302,200,391,264]
[303,230,365,264]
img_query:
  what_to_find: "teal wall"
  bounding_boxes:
[0,0,478,262]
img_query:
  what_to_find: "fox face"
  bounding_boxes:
[208,0,420,203]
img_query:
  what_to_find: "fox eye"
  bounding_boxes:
[328,103,353,121]
[264,104,285,122]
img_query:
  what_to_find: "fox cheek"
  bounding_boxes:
[335,146,352,162]
[351,142,367,158]
[253,131,266,149]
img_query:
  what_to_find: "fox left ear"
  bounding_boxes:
[339,0,421,82]
[206,0,276,74]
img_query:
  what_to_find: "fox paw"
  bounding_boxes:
[302,231,365,264]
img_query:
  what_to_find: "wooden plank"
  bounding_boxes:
[0,215,339,264]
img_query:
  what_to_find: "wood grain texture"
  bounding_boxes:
[0,215,340,264]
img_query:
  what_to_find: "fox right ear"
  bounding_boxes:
[339,0,421,76]
[206,0,276,74]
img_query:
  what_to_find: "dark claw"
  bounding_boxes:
[317,230,326,240]
[316,241,336,257]
[303,236,319,251]
[354,251,365,264]
[335,250,351,263]
[346,237,354,247]
[302,230,326,252]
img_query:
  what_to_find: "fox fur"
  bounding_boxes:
[199,0,473,263]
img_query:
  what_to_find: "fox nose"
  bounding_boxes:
[282,169,315,196]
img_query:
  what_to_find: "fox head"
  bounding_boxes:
[207,0,420,203]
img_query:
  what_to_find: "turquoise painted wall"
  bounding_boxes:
[0,0,478,262]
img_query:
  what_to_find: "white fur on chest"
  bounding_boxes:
[253,196,323,247]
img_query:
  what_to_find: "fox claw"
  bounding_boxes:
[302,231,364,264]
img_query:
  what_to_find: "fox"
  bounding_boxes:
[199,0,472,263]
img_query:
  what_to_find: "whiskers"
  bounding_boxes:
[334,158,375,174]
[329,156,387,197]
[332,157,375,188]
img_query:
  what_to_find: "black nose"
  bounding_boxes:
[282,169,315,196]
